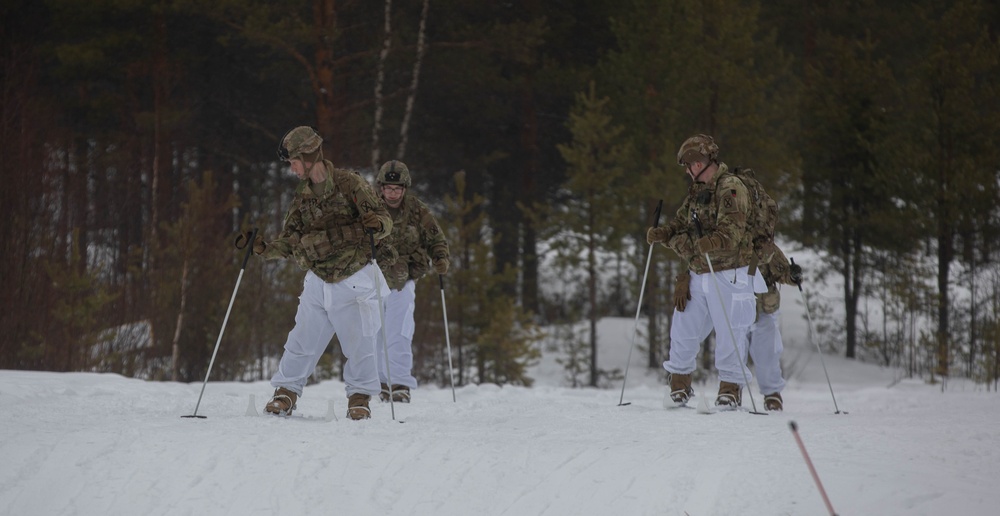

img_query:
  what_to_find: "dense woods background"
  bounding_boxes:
[3,0,999,390]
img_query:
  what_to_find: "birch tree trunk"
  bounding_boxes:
[371,0,393,172]
[397,0,430,160]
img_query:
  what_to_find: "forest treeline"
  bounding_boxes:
[2,0,999,389]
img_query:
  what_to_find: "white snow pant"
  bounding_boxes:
[748,310,786,395]
[271,265,389,398]
[663,266,767,386]
[376,279,418,389]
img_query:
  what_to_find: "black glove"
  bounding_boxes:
[789,262,803,285]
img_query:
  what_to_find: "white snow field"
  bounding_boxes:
[1,315,997,516]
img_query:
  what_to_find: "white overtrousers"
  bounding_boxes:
[271,265,389,397]
[376,279,418,389]
[663,266,767,385]
[748,310,786,395]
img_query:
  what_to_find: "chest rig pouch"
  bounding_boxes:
[296,173,366,263]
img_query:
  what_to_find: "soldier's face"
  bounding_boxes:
[382,185,405,207]
[685,160,708,182]
[289,159,306,180]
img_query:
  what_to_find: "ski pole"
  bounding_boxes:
[440,275,457,402]
[791,258,845,414]
[368,230,397,421]
[691,212,764,415]
[184,228,257,419]
[618,199,662,406]
[789,421,839,516]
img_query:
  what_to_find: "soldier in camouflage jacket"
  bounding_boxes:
[646,134,768,408]
[239,126,394,420]
[373,160,450,403]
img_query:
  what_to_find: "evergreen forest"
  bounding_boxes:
[3,0,999,390]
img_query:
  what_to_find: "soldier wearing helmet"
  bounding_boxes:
[372,160,450,403]
[646,134,768,409]
[238,126,395,421]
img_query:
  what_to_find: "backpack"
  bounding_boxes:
[730,167,779,264]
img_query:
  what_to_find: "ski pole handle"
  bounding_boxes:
[652,199,663,228]
[691,211,704,239]
[240,228,258,269]
[790,257,803,291]
[367,229,377,262]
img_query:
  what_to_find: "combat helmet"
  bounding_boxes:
[377,160,411,187]
[676,134,719,165]
[277,126,323,162]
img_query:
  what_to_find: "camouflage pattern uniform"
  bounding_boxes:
[656,136,768,390]
[374,160,450,396]
[260,163,395,279]
[262,127,394,406]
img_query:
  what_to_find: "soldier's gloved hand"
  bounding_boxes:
[695,235,722,254]
[789,262,803,285]
[361,210,382,233]
[234,231,267,255]
[673,271,691,312]
[646,227,671,245]
[433,256,449,275]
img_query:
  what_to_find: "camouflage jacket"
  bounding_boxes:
[260,161,395,283]
[378,193,450,290]
[662,162,754,273]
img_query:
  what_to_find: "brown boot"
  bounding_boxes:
[764,393,783,411]
[389,385,410,403]
[669,373,693,404]
[347,393,371,420]
[715,381,742,408]
[264,387,298,416]
[379,383,391,402]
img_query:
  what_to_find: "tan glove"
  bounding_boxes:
[673,271,691,312]
[695,235,722,254]
[646,227,671,245]
[361,210,382,233]
[234,231,266,255]
[433,256,450,275]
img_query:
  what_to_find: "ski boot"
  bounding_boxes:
[764,392,783,411]
[379,383,412,403]
[715,381,742,408]
[669,373,694,405]
[347,393,371,420]
[264,387,298,416]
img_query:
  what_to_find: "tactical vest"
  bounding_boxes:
[677,166,755,273]
[291,170,362,262]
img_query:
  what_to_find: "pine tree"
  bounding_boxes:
[549,83,633,387]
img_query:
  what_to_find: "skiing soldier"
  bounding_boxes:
[672,241,803,411]
[374,160,450,403]
[236,126,394,420]
[647,134,767,407]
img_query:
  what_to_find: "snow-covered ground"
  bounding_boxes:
[2,315,998,516]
